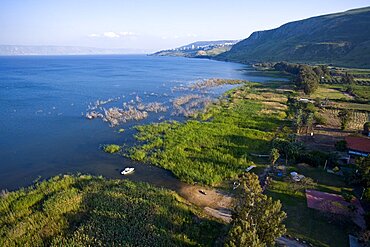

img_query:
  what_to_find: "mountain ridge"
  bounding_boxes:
[152,40,238,58]
[216,7,370,68]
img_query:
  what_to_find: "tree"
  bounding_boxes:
[287,141,305,162]
[338,109,351,130]
[355,156,370,187]
[273,138,305,164]
[341,72,355,84]
[272,138,291,165]
[293,108,304,133]
[364,122,370,136]
[295,66,320,95]
[270,148,280,166]
[319,65,330,77]
[225,174,286,247]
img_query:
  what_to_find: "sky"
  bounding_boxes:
[0,0,370,52]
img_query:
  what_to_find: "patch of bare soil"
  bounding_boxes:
[176,184,234,222]
[297,126,355,152]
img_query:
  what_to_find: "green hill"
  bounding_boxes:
[217,7,370,68]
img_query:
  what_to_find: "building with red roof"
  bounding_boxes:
[345,136,370,157]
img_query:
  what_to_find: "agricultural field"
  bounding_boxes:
[306,83,370,129]
[0,175,225,246]
[310,84,353,101]
[128,83,291,186]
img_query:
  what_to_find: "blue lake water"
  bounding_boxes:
[0,55,279,190]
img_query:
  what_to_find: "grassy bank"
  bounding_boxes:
[0,175,225,246]
[128,83,290,186]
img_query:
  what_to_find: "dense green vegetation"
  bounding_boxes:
[226,173,286,247]
[0,175,225,246]
[103,144,121,153]
[128,84,288,185]
[217,7,370,68]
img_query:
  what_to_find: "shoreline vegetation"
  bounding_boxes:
[0,175,225,246]
[127,81,290,186]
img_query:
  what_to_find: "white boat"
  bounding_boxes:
[121,167,135,175]
[245,165,256,172]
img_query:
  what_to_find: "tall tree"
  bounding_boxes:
[270,148,280,166]
[295,66,319,95]
[225,173,286,247]
[338,109,351,130]
[355,156,370,187]
[341,72,355,84]
[293,108,304,133]
[364,122,370,136]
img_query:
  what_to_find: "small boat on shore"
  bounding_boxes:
[199,190,207,195]
[121,167,135,175]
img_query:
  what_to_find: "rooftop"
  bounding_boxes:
[345,136,370,153]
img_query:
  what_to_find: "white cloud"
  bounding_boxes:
[88,33,101,38]
[118,32,136,37]
[103,32,120,38]
[88,31,137,39]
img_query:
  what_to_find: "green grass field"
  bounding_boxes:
[0,175,225,246]
[311,85,351,100]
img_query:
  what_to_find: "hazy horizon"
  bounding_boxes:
[1,0,370,52]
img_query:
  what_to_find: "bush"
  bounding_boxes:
[103,144,121,153]
[314,112,327,125]
[341,190,354,202]
[332,166,340,172]
[295,150,337,167]
[363,188,370,204]
[130,149,147,161]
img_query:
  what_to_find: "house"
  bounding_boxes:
[345,136,370,157]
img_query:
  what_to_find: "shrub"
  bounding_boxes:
[103,144,121,153]
[130,149,147,161]
[295,150,337,167]
[363,188,370,203]
[341,190,354,202]
[314,112,327,125]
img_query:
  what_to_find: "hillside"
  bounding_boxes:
[152,40,238,58]
[217,7,370,68]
